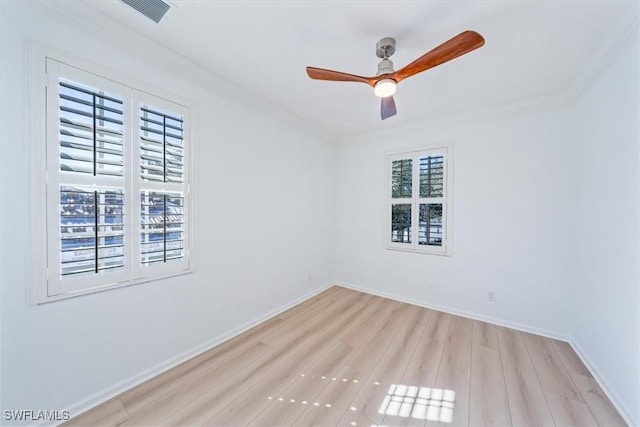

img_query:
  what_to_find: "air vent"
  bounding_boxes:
[121,0,170,23]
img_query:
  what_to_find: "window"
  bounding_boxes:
[38,58,192,301]
[387,146,452,255]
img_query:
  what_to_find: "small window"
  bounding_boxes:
[387,146,452,255]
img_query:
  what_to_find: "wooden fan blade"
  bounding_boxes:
[306,67,376,86]
[381,96,397,120]
[392,31,485,83]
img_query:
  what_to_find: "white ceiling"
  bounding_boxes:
[79,0,637,143]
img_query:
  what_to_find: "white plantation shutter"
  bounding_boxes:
[140,106,184,183]
[43,58,192,300]
[140,192,184,264]
[135,95,189,276]
[60,186,125,277]
[57,80,127,277]
[47,61,131,295]
[58,80,125,176]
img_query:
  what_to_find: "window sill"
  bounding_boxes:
[32,268,194,305]
[386,245,451,256]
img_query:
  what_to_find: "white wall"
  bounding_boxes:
[571,27,639,424]
[335,105,579,336]
[0,1,335,422]
[334,23,639,425]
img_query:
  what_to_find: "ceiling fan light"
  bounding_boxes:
[374,79,397,98]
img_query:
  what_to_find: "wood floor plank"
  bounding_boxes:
[496,326,555,426]
[182,349,312,427]
[66,287,626,427]
[252,301,418,427]
[425,316,473,427]
[116,342,275,425]
[344,306,432,427]
[216,295,375,426]
[260,289,362,349]
[63,398,128,427]
[546,392,598,426]
[368,310,451,427]
[274,302,421,427]
[472,320,499,350]
[522,332,583,402]
[204,347,326,426]
[277,286,351,322]
[248,342,356,426]
[118,317,284,414]
[399,310,452,388]
[155,347,295,427]
[551,339,592,377]
[343,302,416,374]
[293,364,362,426]
[339,297,402,348]
[571,372,627,427]
[268,289,359,340]
[299,293,378,363]
[469,344,512,426]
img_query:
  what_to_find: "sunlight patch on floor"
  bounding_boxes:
[377,384,455,422]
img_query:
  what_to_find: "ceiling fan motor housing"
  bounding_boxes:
[377,59,395,76]
[376,37,396,58]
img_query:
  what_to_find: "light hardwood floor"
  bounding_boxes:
[65,286,627,427]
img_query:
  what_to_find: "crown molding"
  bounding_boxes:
[338,91,571,146]
[36,0,335,146]
[564,11,639,104]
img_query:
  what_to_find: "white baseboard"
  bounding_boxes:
[335,281,569,341]
[334,281,635,427]
[569,339,636,426]
[56,282,334,427]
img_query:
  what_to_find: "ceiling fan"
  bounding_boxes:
[306,31,485,120]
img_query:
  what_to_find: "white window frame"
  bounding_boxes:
[26,41,197,304]
[386,143,453,256]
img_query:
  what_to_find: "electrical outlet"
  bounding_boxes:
[487,291,496,302]
[307,273,312,283]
